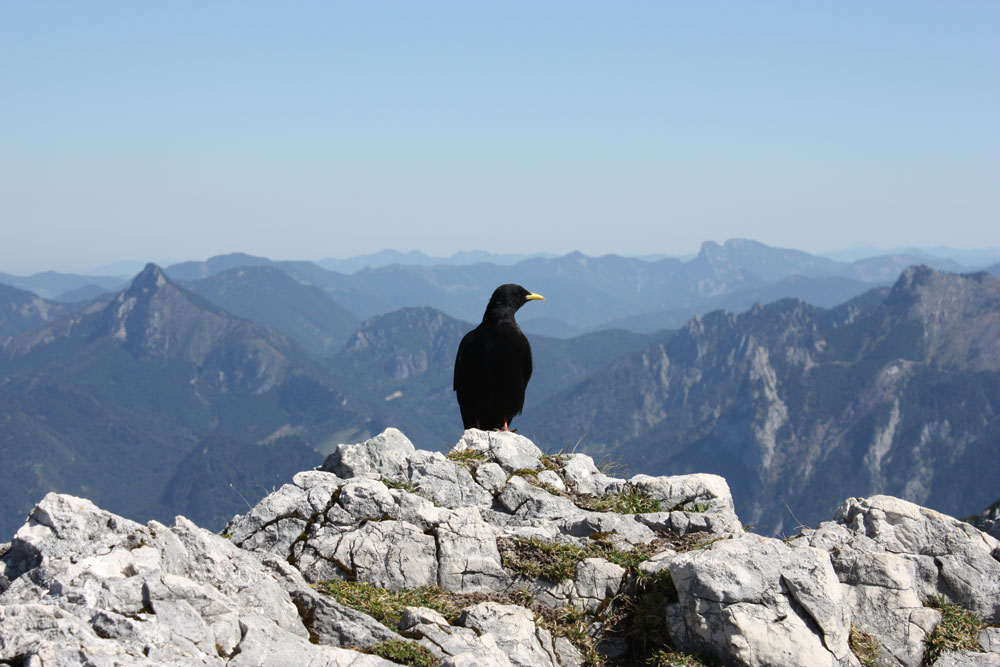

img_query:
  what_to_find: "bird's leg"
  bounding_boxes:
[501,420,510,432]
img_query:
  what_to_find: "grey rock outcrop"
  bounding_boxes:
[668,534,851,666]
[320,426,416,479]
[934,653,1000,667]
[525,557,627,612]
[456,601,583,667]
[834,496,1000,624]
[399,606,514,666]
[0,493,394,666]
[788,495,1000,667]
[453,429,545,474]
[228,428,741,598]
[3,427,998,667]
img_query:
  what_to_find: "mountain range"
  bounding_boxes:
[2,239,985,339]
[160,240,969,337]
[1,243,998,538]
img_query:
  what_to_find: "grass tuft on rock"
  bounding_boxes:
[315,579,460,628]
[499,529,717,585]
[497,536,663,582]
[683,502,710,513]
[366,638,437,667]
[540,453,570,471]
[598,569,710,666]
[923,595,984,665]
[380,478,419,494]
[498,537,590,582]
[323,579,610,666]
[537,482,562,495]
[615,570,678,656]
[646,649,709,666]
[446,448,488,468]
[533,605,604,666]
[321,533,720,667]
[579,486,662,514]
[849,625,881,667]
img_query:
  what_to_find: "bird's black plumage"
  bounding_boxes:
[454,284,544,431]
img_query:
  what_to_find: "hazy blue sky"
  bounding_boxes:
[2,2,997,273]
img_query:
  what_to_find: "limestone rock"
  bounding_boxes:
[228,614,394,666]
[0,493,395,666]
[454,428,544,473]
[400,606,513,666]
[434,508,509,593]
[559,453,623,496]
[536,469,566,492]
[668,533,851,667]
[6,428,998,667]
[934,652,1000,667]
[457,601,584,667]
[982,627,1000,654]
[631,472,743,535]
[287,583,402,649]
[835,546,940,667]
[779,495,1000,666]
[835,495,1000,624]
[498,475,582,521]
[562,509,657,547]
[474,462,508,495]
[320,427,416,479]
[405,450,493,509]
[297,519,438,587]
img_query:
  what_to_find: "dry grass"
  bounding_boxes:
[849,625,881,667]
[923,595,984,665]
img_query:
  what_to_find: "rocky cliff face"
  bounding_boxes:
[1,428,998,666]
[523,267,1000,535]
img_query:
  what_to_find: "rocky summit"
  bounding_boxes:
[1,429,998,666]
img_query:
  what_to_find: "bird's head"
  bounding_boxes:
[484,284,544,320]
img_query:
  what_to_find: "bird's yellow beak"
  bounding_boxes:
[526,293,545,301]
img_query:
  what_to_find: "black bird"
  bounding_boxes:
[454,284,545,431]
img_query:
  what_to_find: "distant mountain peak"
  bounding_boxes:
[207,252,268,263]
[896,264,936,287]
[106,264,195,347]
[344,306,460,354]
[129,263,169,292]
[722,238,761,249]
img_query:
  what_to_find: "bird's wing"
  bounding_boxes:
[524,339,533,384]
[454,329,475,392]
[454,339,465,391]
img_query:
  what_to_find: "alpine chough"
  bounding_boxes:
[453,284,544,431]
